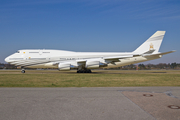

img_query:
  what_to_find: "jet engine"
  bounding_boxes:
[58,63,71,71]
[86,61,107,69]
[86,61,99,69]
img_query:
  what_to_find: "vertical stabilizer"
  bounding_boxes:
[133,31,166,54]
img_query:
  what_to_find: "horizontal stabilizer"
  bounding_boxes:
[143,49,156,54]
[143,50,176,57]
[158,50,176,55]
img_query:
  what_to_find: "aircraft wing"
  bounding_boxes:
[74,55,133,65]
[104,55,133,63]
[76,59,86,63]
[75,55,133,63]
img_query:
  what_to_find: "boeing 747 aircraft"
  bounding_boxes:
[5,31,175,73]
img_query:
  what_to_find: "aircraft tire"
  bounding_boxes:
[77,69,92,73]
[77,70,82,73]
[86,70,91,73]
[21,70,25,73]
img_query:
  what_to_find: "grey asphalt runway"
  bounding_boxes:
[0,87,180,120]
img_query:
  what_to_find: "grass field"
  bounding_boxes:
[0,70,180,87]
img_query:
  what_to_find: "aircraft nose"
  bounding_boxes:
[5,57,9,63]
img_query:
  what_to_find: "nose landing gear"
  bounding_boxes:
[21,69,25,73]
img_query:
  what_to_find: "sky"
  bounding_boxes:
[0,0,180,64]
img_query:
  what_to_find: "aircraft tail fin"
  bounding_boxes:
[133,31,166,54]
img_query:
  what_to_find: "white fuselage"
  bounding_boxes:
[5,49,160,69]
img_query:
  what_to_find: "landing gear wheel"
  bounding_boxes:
[77,69,92,73]
[87,69,92,73]
[21,69,25,73]
[77,70,83,73]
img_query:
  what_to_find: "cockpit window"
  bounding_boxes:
[16,51,20,53]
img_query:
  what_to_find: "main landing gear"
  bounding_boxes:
[77,69,92,73]
[21,69,25,73]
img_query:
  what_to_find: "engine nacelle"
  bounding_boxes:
[86,61,99,69]
[86,61,108,69]
[58,63,70,71]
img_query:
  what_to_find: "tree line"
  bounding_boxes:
[106,62,180,70]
